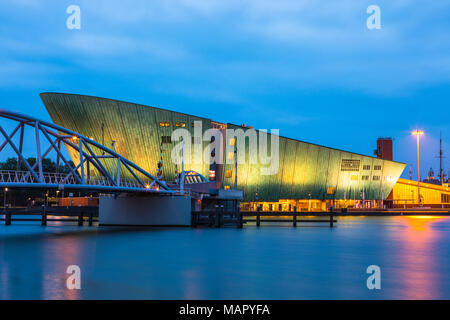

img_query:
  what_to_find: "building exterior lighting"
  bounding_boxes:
[145,184,150,190]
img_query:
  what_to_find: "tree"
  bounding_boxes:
[0,157,75,174]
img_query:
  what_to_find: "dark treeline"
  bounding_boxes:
[0,157,75,174]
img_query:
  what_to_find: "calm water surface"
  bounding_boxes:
[1,216,449,299]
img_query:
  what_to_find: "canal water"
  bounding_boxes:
[0,216,449,299]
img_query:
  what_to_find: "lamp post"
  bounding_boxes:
[412,130,424,206]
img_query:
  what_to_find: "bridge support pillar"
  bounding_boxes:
[99,194,191,227]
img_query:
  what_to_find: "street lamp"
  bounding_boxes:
[412,130,424,206]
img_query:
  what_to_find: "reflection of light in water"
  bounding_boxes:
[396,216,446,299]
[40,231,82,300]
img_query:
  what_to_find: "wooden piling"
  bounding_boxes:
[329,206,334,228]
[293,206,297,227]
[88,212,93,226]
[256,206,261,227]
[77,212,83,226]
[4,205,10,225]
[41,204,47,226]
[237,201,242,228]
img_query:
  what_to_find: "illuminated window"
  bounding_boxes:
[229,138,236,146]
[351,175,358,181]
[209,170,216,180]
[175,122,186,127]
[341,159,360,172]
[227,152,234,160]
[164,122,170,127]
[224,185,231,190]
[373,176,380,181]
[159,122,165,127]
[225,170,232,178]
[176,122,180,127]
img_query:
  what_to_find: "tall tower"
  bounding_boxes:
[376,137,393,161]
[435,132,445,186]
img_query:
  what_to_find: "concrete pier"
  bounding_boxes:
[99,194,191,226]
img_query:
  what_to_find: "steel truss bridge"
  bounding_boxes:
[0,110,176,194]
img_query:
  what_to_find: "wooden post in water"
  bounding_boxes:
[88,212,93,226]
[256,205,261,227]
[78,211,84,226]
[236,201,243,229]
[4,205,10,225]
[41,204,47,226]
[329,206,334,228]
[293,206,297,227]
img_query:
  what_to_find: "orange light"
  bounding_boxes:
[412,130,424,136]
[145,184,150,189]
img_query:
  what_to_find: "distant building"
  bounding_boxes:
[423,167,441,185]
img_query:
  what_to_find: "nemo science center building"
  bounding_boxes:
[41,92,408,212]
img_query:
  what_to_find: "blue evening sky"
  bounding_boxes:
[0,1,449,179]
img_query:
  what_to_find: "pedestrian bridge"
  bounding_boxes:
[0,110,173,193]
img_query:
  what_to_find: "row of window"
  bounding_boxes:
[159,121,202,128]
[363,165,382,170]
[355,175,380,181]
[348,163,382,171]
[442,194,450,203]
[161,136,205,144]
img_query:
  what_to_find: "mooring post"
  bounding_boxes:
[88,212,93,226]
[78,211,83,226]
[256,205,261,227]
[237,202,242,228]
[329,206,334,228]
[293,206,297,227]
[5,204,10,226]
[191,211,196,228]
[215,205,221,228]
[41,204,47,226]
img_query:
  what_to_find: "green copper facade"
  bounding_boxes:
[41,93,406,201]
[222,124,405,202]
[41,92,212,182]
